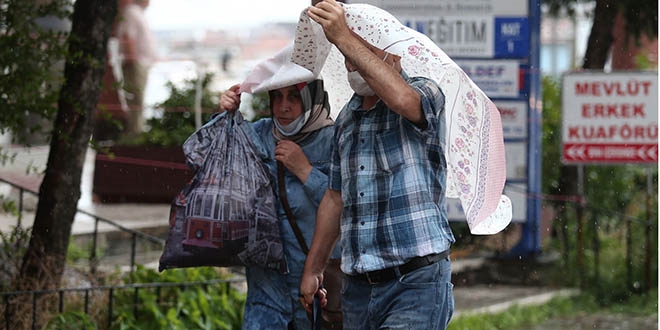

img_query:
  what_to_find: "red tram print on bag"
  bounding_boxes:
[159,112,285,272]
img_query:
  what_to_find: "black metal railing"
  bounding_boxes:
[0,177,165,274]
[0,278,244,330]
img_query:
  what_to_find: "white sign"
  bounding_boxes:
[356,0,528,17]
[504,184,527,222]
[401,15,493,57]
[356,0,529,57]
[505,142,527,180]
[495,101,528,139]
[456,60,520,97]
[562,72,658,164]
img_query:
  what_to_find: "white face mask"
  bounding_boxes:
[346,52,391,97]
[274,111,310,136]
[347,71,375,96]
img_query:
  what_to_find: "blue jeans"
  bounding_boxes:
[242,265,310,330]
[341,257,454,330]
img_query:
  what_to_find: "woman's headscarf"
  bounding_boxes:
[240,44,334,143]
[292,3,512,235]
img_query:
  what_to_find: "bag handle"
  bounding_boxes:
[277,160,310,254]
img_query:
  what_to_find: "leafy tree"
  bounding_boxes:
[4,0,117,328]
[0,0,71,144]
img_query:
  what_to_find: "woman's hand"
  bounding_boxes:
[219,84,241,112]
[276,140,312,184]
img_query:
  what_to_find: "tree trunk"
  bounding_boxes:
[558,0,618,238]
[11,1,117,327]
[582,0,618,69]
[555,1,618,277]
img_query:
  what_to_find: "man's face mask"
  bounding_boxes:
[347,52,390,96]
[347,71,375,96]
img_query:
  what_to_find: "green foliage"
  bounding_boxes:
[44,311,98,330]
[541,76,562,195]
[0,225,31,292]
[66,240,103,265]
[449,291,658,330]
[110,266,245,329]
[0,0,71,142]
[119,74,217,147]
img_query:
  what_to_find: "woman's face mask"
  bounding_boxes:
[274,111,309,136]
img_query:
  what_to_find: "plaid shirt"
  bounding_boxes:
[329,73,455,275]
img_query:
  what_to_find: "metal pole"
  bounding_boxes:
[576,165,585,288]
[626,191,633,291]
[644,166,653,292]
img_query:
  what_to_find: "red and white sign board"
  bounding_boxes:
[562,72,658,164]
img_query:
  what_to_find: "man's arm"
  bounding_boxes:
[299,188,342,310]
[307,0,425,126]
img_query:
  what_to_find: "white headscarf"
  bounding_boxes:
[292,3,512,235]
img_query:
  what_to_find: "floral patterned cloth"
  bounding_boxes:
[292,3,512,235]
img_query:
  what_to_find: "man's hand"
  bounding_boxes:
[307,0,351,45]
[299,271,327,314]
[275,140,312,183]
[219,84,241,112]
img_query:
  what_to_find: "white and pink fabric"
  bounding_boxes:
[292,3,512,235]
[239,43,317,94]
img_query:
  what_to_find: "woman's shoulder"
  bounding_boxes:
[251,117,273,134]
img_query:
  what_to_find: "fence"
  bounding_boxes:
[0,278,244,330]
[549,196,657,294]
[0,177,248,329]
[0,177,165,273]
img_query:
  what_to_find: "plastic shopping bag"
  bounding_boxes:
[159,111,285,272]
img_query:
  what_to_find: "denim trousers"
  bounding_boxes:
[242,265,310,330]
[341,257,454,330]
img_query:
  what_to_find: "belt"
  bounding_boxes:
[352,250,450,285]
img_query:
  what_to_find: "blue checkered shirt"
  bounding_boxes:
[329,73,455,275]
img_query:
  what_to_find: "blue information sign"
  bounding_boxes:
[494,17,530,58]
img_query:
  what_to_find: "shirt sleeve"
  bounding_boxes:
[302,165,329,204]
[407,77,446,137]
[328,113,343,192]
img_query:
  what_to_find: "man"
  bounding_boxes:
[300,1,454,329]
[298,1,511,329]
[117,0,157,136]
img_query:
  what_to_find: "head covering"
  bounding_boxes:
[292,3,512,235]
[241,44,334,143]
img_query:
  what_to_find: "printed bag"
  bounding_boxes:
[159,111,285,272]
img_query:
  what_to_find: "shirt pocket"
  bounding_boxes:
[375,130,405,173]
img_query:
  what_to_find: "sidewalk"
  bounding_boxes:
[0,144,579,316]
[0,145,171,235]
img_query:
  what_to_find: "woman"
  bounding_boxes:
[219,46,339,330]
